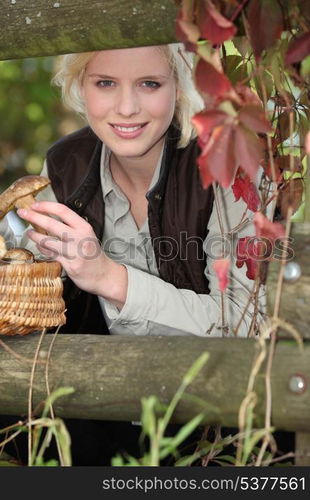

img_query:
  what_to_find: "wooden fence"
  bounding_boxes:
[0,0,309,465]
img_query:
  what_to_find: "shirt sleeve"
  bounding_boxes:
[101,184,266,337]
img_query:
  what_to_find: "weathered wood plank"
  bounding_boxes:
[295,432,310,466]
[0,0,178,61]
[267,222,310,339]
[0,335,309,432]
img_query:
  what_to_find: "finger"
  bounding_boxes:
[30,201,90,230]
[17,208,74,239]
[27,229,75,259]
[36,244,59,260]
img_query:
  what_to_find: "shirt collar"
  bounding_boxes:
[100,142,165,201]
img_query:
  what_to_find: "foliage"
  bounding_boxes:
[0,386,74,467]
[176,0,310,288]
[111,352,210,466]
[176,0,309,466]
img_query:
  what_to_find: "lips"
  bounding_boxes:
[109,122,147,139]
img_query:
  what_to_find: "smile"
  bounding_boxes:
[113,125,143,132]
[110,123,147,138]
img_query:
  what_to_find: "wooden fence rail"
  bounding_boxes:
[0,334,309,433]
[0,0,178,60]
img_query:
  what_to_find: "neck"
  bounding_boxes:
[110,138,164,192]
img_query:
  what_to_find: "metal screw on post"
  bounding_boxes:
[283,261,302,283]
[288,374,307,394]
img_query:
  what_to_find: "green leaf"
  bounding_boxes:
[232,37,251,58]
[213,454,237,464]
[253,69,274,102]
[42,387,75,418]
[141,396,160,438]
[0,460,19,467]
[224,55,248,85]
[182,352,209,386]
[159,413,204,460]
[301,55,310,78]
[34,458,59,467]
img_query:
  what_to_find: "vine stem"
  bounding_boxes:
[0,428,24,451]
[258,67,277,187]
[44,325,64,465]
[255,107,295,466]
[28,328,47,466]
[231,0,250,22]
[212,182,228,333]
[0,338,46,365]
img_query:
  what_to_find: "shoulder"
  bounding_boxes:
[47,126,100,168]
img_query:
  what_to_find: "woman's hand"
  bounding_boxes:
[17,201,128,308]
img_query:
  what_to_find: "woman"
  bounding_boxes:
[0,44,261,464]
[2,43,259,339]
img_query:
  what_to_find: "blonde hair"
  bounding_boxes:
[53,43,204,148]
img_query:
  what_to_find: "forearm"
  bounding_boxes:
[91,257,128,310]
[101,264,257,337]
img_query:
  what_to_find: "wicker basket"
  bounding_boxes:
[0,260,66,336]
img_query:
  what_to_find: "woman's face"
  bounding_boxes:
[81,46,177,162]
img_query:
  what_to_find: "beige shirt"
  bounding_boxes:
[0,143,264,338]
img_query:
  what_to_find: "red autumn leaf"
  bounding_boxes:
[192,109,228,145]
[213,258,230,292]
[277,155,302,173]
[234,125,263,180]
[236,236,263,280]
[195,57,232,99]
[247,0,283,60]
[197,0,237,45]
[235,83,263,106]
[276,111,296,142]
[277,178,304,218]
[238,104,272,134]
[285,32,310,65]
[198,124,237,188]
[254,212,285,241]
[263,159,283,183]
[176,9,200,45]
[232,170,260,212]
[306,131,310,155]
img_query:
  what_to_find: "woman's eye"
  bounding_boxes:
[96,80,115,88]
[141,81,161,89]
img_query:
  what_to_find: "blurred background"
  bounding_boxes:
[0,56,83,233]
[0,56,83,189]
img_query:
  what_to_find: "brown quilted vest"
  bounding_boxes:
[46,125,214,333]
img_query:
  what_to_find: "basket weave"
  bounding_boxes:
[0,260,66,336]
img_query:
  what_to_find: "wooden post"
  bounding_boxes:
[295,432,310,466]
[267,222,310,339]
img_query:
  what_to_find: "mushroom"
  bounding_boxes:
[2,248,35,264]
[0,175,51,234]
[0,235,7,259]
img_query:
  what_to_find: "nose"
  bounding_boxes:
[115,85,140,117]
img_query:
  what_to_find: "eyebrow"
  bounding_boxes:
[87,73,169,80]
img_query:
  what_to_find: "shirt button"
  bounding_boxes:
[83,215,89,222]
[154,193,162,200]
[74,199,83,209]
